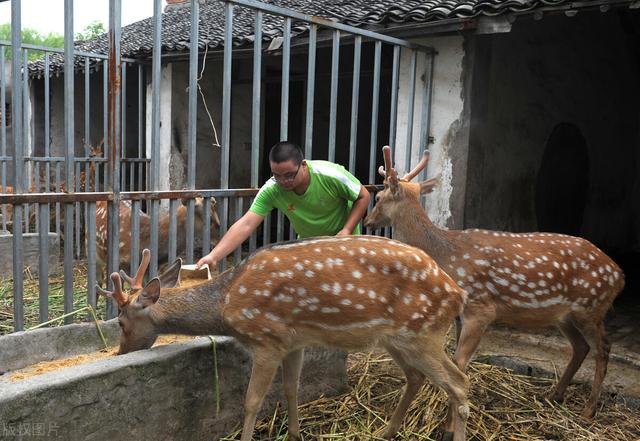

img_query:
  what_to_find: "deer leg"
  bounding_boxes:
[403,334,470,441]
[574,319,610,419]
[549,319,590,403]
[454,316,462,347]
[454,309,494,371]
[382,344,426,439]
[282,348,304,441]
[240,352,282,441]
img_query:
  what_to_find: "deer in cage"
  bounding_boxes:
[364,145,624,419]
[97,237,471,441]
[94,197,220,284]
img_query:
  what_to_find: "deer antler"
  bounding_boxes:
[402,150,430,182]
[119,249,151,290]
[96,272,129,307]
[380,146,399,190]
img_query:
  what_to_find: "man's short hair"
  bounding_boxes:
[269,141,303,165]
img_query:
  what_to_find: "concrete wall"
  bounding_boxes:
[464,10,640,255]
[0,322,348,441]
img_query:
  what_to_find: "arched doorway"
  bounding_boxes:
[535,122,590,236]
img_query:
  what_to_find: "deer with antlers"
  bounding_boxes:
[94,197,220,283]
[97,237,471,441]
[364,145,624,419]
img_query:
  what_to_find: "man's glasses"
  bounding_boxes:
[272,164,301,183]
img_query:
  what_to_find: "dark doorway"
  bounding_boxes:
[535,122,590,236]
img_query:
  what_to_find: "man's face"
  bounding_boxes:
[271,160,303,190]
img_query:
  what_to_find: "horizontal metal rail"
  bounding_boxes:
[0,185,384,204]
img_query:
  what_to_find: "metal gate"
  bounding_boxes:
[0,0,434,332]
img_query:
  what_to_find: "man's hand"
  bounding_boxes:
[336,228,351,237]
[195,253,216,270]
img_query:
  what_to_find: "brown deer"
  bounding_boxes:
[97,236,471,441]
[94,197,220,283]
[364,145,625,419]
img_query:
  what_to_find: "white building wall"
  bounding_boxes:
[394,35,468,228]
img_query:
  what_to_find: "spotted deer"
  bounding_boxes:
[97,236,471,441]
[364,145,625,419]
[94,197,220,283]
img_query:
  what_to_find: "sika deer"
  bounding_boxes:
[364,145,625,419]
[94,197,220,283]
[97,236,470,441]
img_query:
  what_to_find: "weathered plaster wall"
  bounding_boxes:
[395,35,470,229]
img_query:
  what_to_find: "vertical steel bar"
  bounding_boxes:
[130,200,141,274]
[75,161,81,258]
[22,49,29,233]
[63,0,75,324]
[418,52,435,184]
[38,202,49,323]
[328,30,339,162]
[277,211,284,242]
[186,0,199,263]
[168,198,178,264]
[234,197,242,264]
[405,49,417,172]
[389,45,400,150]
[44,52,50,192]
[137,65,143,191]
[149,0,162,276]
[263,212,271,246]
[304,24,317,158]
[121,62,127,159]
[249,10,262,253]
[219,2,233,270]
[55,162,60,237]
[87,201,97,310]
[0,46,5,231]
[280,17,290,141]
[84,57,90,155]
[368,41,381,184]
[202,196,211,260]
[129,162,134,190]
[103,59,108,190]
[348,35,361,174]
[107,0,122,317]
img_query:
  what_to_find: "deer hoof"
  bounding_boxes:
[580,407,596,420]
[547,390,564,403]
[437,431,454,441]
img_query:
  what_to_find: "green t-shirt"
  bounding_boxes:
[249,160,362,238]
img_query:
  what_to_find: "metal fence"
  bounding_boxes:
[0,0,434,333]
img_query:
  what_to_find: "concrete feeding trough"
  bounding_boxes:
[0,320,348,440]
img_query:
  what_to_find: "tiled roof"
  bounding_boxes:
[29,0,630,75]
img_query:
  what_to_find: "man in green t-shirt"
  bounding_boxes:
[196,141,370,270]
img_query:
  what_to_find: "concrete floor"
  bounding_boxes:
[475,297,640,408]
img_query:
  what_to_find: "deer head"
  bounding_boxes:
[97,248,184,354]
[366,145,439,230]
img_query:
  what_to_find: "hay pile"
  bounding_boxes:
[0,264,100,334]
[222,352,640,441]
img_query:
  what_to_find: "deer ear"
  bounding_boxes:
[138,278,161,308]
[158,258,182,288]
[419,175,439,195]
